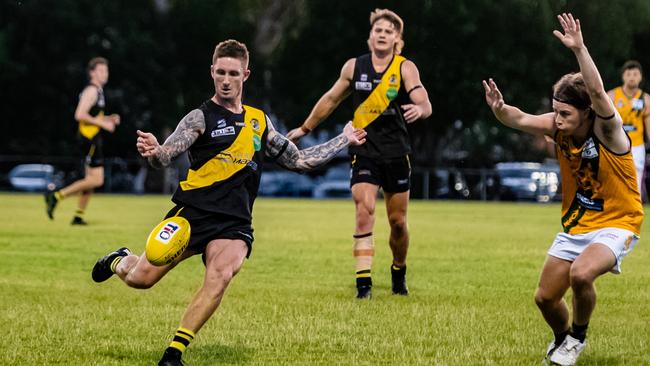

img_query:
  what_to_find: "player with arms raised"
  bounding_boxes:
[484,14,643,366]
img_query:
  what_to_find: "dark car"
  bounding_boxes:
[495,162,560,202]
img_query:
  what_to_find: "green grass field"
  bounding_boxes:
[1,193,649,365]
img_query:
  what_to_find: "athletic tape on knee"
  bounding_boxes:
[353,233,374,274]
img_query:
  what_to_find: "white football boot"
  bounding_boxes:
[549,335,586,365]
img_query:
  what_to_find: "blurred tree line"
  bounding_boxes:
[1,0,650,168]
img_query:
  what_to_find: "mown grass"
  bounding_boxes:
[0,193,648,365]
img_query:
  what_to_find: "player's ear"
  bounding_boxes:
[243,69,251,82]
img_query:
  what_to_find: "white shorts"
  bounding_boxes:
[631,144,646,190]
[548,228,639,274]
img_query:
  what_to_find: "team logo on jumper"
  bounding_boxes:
[360,74,368,82]
[217,119,227,128]
[355,81,372,91]
[251,118,260,132]
[632,98,644,110]
[157,221,180,244]
[581,138,598,159]
[211,126,235,137]
[389,74,397,84]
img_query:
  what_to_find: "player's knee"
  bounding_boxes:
[534,288,556,308]
[569,267,594,290]
[91,175,104,188]
[388,214,407,234]
[124,274,157,289]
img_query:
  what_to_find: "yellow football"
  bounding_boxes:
[145,217,191,266]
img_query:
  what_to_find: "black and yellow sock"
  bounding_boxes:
[109,256,124,273]
[74,208,85,218]
[356,269,372,288]
[54,191,64,201]
[169,327,195,354]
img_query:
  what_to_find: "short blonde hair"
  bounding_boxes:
[368,8,404,55]
[212,39,249,68]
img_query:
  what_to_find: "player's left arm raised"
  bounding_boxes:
[554,13,627,151]
[400,60,432,123]
[265,117,366,172]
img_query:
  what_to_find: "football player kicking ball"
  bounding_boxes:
[91,39,366,366]
[484,14,643,366]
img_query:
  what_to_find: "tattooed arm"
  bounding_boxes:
[265,118,366,172]
[136,109,205,168]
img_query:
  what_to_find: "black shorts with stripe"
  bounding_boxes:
[164,204,254,259]
[350,154,411,193]
[78,134,104,169]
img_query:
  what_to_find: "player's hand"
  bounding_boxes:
[102,120,116,133]
[286,127,307,144]
[109,114,121,126]
[343,121,366,146]
[136,130,160,157]
[401,104,423,123]
[553,13,584,51]
[482,78,505,112]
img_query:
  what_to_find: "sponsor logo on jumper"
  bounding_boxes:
[235,121,246,127]
[360,74,368,82]
[632,98,644,110]
[217,119,226,128]
[623,124,637,132]
[576,191,604,211]
[397,179,408,185]
[217,152,252,165]
[211,126,235,137]
[355,81,372,91]
[357,105,383,115]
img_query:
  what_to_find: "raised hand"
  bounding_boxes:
[343,121,367,146]
[136,130,160,158]
[482,78,505,112]
[553,13,583,50]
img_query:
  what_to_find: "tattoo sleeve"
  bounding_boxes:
[149,109,204,168]
[266,126,349,172]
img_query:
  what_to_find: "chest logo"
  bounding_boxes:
[211,126,235,137]
[581,138,598,159]
[217,119,226,128]
[355,81,372,91]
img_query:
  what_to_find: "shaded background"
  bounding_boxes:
[2,0,650,195]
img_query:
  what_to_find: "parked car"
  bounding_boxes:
[312,164,351,198]
[8,164,63,192]
[495,162,560,202]
[259,170,315,197]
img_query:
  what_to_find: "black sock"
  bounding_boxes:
[554,329,570,346]
[571,322,588,342]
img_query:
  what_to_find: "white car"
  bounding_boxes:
[9,164,59,192]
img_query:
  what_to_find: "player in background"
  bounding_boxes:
[286,8,431,299]
[45,57,120,225]
[607,60,650,194]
